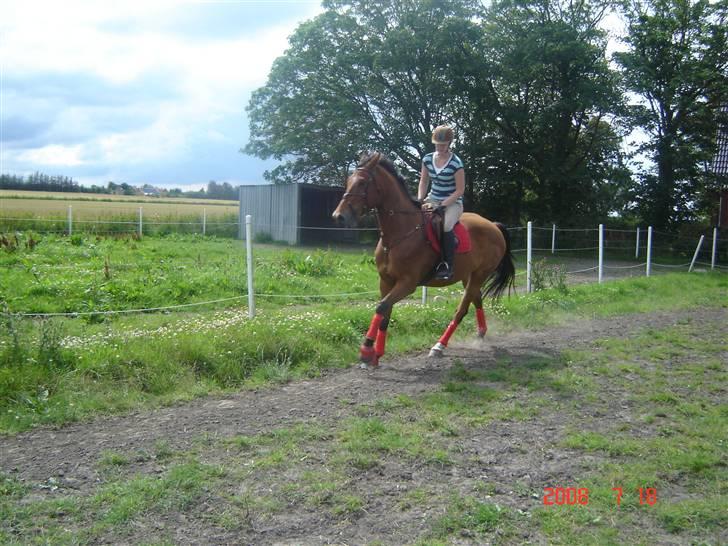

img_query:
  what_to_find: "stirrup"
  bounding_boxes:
[434,262,452,280]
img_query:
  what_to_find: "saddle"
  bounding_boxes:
[424,213,472,254]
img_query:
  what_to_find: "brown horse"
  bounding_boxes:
[332,152,515,367]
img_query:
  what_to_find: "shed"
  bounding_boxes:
[238,183,359,245]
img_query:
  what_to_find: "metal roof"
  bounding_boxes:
[712,107,728,176]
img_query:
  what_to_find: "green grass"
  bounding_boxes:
[1,232,725,433]
[1,309,726,544]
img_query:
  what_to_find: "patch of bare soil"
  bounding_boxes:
[2,306,726,545]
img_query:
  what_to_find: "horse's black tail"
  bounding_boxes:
[482,222,516,299]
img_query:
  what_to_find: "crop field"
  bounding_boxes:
[0,191,237,219]
[1,193,239,237]
[0,189,238,206]
[0,232,726,545]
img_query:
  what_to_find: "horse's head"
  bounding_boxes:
[332,152,382,227]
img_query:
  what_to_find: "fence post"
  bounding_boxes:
[202,208,206,236]
[635,227,640,258]
[711,228,718,270]
[246,215,255,318]
[646,226,653,276]
[598,224,604,283]
[67,205,72,236]
[421,286,428,305]
[689,235,705,272]
[138,207,143,236]
[526,221,533,293]
[551,223,556,254]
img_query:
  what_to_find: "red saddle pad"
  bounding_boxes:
[425,221,471,254]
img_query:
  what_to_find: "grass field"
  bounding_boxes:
[1,232,726,434]
[0,189,237,206]
[0,231,726,544]
[0,276,725,543]
[1,193,239,236]
[1,192,237,219]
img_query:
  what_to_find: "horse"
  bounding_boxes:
[332,152,516,367]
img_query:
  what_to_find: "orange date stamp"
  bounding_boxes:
[542,486,657,506]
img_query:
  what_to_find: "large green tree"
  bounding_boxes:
[245,0,628,226]
[459,0,628,225]
[244,0,481,187]
[614,0,728,229]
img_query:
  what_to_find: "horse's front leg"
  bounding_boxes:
[359,279,415,367]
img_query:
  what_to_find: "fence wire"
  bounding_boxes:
[1,219,726,319]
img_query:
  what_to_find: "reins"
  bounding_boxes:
[343,162,428,253]
[374,208,426,253]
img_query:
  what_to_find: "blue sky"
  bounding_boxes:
[0,0,323,190]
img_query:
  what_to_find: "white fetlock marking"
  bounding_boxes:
[429,342,446,357]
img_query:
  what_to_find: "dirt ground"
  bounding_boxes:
[2,305,726,545]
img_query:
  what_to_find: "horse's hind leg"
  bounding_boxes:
[429,280,481,357]
[474,295,487,338]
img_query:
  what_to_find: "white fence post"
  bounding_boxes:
[421,286,428,305]
[598,224,604,283]
[526,221,533,293]
[138,207,143,236]
[689,235,705,272]
[646,226,653,277]
[246,215,255,318]
[67,205,72,236]
[202,208,206,236]
[551,223,556,254]
[635,227,640,258]
[711,228,718,270]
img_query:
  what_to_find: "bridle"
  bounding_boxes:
[341,165,425,252]
[342,167,378,209]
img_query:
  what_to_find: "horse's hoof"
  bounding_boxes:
[429,342,445,357]
[358,361,379,370]
[477,329,487,338]
[359,345,379,367]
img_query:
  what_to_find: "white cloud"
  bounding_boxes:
[18,144,85,166]
[1,0,323,186]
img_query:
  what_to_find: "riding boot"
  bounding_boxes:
[435,230,456,280]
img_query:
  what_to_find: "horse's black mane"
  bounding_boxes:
[358,152,420,208]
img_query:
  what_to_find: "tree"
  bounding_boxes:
[614,0,728,229]
[460,0,627,225]
[244,0,483,187]
[244,0,629,226]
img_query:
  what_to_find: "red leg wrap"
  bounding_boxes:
[365,313,384,340]
[439,320,459,347]
[359,344,378,366]
[476,308,487,336]
[374,329,387,357]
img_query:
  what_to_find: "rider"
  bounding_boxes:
[417,125,465,280]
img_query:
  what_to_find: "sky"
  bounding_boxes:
[0,0,323,190]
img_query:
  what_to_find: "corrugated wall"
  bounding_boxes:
[238,185,300,244]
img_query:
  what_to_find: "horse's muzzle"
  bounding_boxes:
[332,209,357,228]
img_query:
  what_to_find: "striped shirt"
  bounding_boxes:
[423,152,464,204]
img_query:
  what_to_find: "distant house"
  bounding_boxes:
[238,183,361,245]
[142,184,161,197]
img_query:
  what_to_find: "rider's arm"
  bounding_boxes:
[417,164,429,201]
